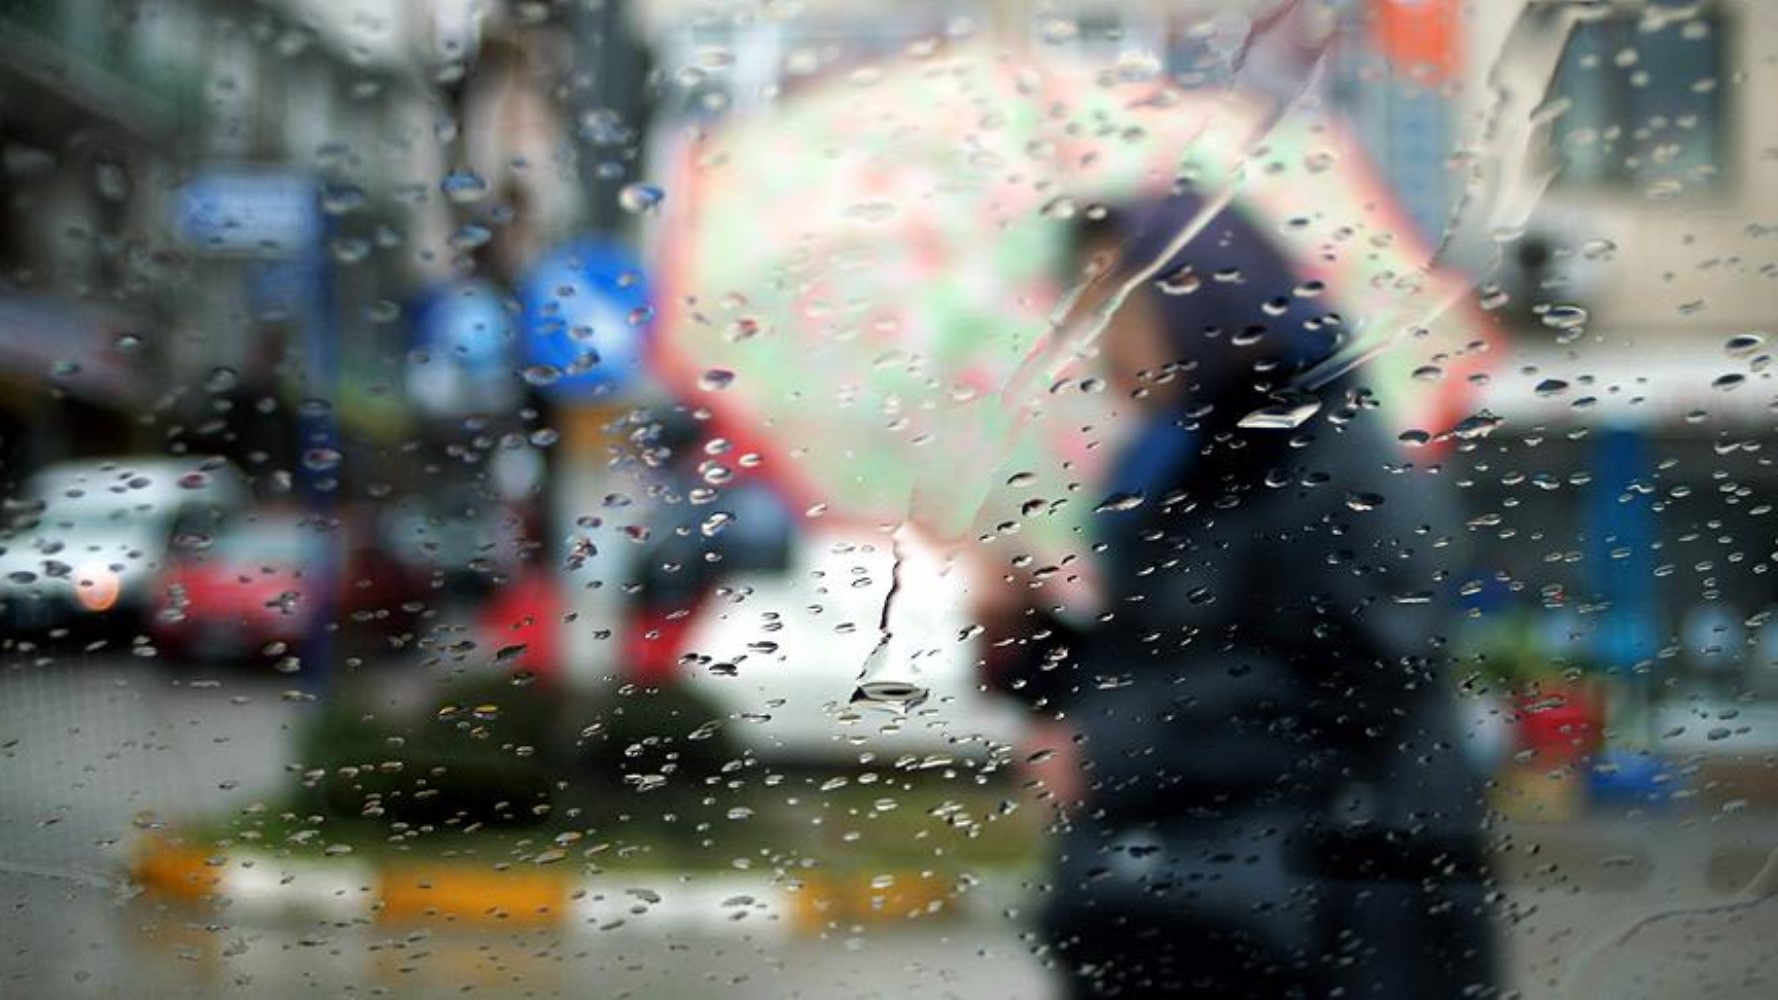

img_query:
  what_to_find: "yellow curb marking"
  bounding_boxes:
[377,866,569,927]
[132,838,224,901]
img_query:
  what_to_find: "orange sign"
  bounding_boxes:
[1372,0,1461,84]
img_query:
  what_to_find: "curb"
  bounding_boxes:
[130,836,981,936]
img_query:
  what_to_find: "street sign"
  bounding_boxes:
[407,278,520,417]
[176,171,321,255]
[517,239,652,400]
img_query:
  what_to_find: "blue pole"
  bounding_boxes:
[297,187,338,697]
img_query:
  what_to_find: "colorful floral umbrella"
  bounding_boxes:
[652,39,1488,589]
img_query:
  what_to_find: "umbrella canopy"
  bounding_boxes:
[652,39,1488,584]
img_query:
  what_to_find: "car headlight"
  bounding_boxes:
[74,564,122,612]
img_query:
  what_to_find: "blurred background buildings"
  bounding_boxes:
[4,0,1771,708]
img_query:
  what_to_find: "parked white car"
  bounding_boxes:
[0,456,246,633]
[668,526,1028,763]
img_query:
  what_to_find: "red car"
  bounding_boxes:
[152,507,426,663]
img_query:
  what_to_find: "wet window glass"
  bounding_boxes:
[1,2,1773,998]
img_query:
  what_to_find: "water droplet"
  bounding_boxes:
[619,182,664,215]
[321,184,366,215]
[1580,238,1618,261]
[848,199,898,223]
[114,332,144,354]
[1725,333,1765,357]
[1398,429,1431,447]
[1039,16,1080,44]
[1540,304,1589,330]
[699,368,736,391]
[1040,196,1077,221]
[850,680,930,713]
[440,169,489,204]
[521,364,562,387]
[1449,412,1503,441]
[1712,373,1746,392]
[1645,178,1683,201]
[450,223,492,250]
[1534,378,1570,397]
[1345,491,1385,512]
[1094,492,1145,514]
[1156,265,1201,296]
[331,237,371,264]
[725,316,764,342]
[205,366,239,393]
[1238,395,1323,430]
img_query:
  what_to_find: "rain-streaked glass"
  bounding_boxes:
[1,3,1772,998]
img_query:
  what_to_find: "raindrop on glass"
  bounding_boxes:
[1156,265,1200,296]
[619,182,665,215]
[850,680,930,714]
[440,169,489,204]
[1094,492,1145,514]
[1449,412,1503,440]
[1345,491,1385,512]
[321,184,366,215]
[1238,395,1323,430]
[1540,303,1589,330]
[205,366,239,393]
[521,364,562,387]
[1725,333,1765,358]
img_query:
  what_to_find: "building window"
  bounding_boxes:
[1551,3,1729,191]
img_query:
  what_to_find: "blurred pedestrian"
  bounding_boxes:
[980,192,1497,997]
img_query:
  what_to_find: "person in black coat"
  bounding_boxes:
[981,192,1498,998]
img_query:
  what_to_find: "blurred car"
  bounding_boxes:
[151,505,428,663]
[0,456,246,635]
[383,487,512,598]
[625,476,1025,762]
[674,525,1026,763]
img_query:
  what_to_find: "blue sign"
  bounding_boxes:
[1586,426,1660,674]
[176,172,320,255]
[408,279,519,417]
[517,239,652,399]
